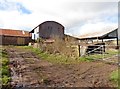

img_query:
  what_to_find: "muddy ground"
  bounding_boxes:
[5,46,118,88]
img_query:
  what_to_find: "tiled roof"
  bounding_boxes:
[0,29,31,37]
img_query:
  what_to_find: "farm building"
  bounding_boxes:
[64,34,79,44]
[77,28,118,46]
[75,28,119,56]
[30,21,64,41]
[0,29,32,45]
[78,28,118,40]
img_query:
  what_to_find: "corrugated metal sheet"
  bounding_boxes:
[0,29,31,37]
[78,28,117,39]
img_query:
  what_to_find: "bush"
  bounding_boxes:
[40,36,78,58]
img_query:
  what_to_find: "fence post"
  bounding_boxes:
[102,45,105,60]
[78,45,81,57]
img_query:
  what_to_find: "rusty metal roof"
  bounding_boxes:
[77,28,118,39]
[0,29,31,37]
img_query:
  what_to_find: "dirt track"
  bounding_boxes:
[5,46,117,88]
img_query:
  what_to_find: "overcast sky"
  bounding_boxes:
[0,0,118,37]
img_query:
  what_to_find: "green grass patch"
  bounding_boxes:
[80,49,118,60]
[2,58,9,66]
[1,75,10,85]
[110,70,118,85]
[36,51,76,64]
[79,56,93,62]
[17,46,119,63]
[0,48,10,86]
[17,46,85,64]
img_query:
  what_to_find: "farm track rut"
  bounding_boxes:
[5,46,118,88]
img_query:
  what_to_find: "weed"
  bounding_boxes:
[1,75,10,85]
[0,48,10,86]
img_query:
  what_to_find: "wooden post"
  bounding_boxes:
[116,29,119,49]
[34,34,35,41]
[117,37,119,49]
[92,40,93,43]
[78,45,81,57]
[97,37,98,43]
[102,40,105,52]
[103,43,105,52]
[102,39,103,42]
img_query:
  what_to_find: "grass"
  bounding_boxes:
[0,48,10,86]
[82,49,118,60]
[16,46,85,64]
[79,56,94,62]
[110,70,118,84]
[16,46,119,64]
[109,69,120,89]
[109,70,120,89]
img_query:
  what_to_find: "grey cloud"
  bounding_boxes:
[63,2,118,25]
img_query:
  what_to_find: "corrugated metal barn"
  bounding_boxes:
[30,21,64,40]
[78,28,118,40]
[0,29,32,45]
[77,28,118,47]
[75,28,119,56]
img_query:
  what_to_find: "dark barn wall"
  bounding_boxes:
[0,35,31,45]
[38,21,64,39]
[3,36,17,45]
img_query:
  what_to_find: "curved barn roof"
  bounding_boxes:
[39,21,64,27]
[30,21,64,33]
